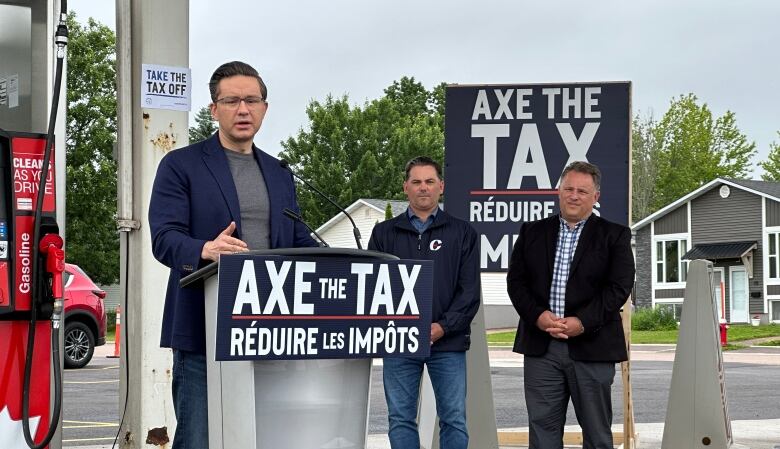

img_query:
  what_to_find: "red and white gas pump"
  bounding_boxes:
[0,1,69,448]
[0,132,65,449]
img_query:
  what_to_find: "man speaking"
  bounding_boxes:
[149,61,316,449]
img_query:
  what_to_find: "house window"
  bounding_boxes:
[655,239,688,283]
[768,233,780,279]
[657,302,683,320]
[772,300,780,322]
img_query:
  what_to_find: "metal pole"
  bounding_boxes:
[115,0,189,446]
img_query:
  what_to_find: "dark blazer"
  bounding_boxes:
[149,133,317,354]
[506,214,635,362]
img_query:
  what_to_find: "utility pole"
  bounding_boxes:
[115,0,189,446]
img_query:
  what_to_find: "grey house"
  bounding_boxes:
[632,178,780,324]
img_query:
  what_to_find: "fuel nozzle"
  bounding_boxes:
[54,12,68,58]
[40,233,65,328]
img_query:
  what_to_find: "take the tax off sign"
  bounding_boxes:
[444,82,631,272]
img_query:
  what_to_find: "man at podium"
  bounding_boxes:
[149,61,316,449]
[368,156,480,449]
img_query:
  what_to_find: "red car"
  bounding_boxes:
[63,263,107,368]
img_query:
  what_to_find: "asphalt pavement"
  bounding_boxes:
[67,343,780,449]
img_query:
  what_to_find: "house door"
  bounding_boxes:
[729,266,749,323]
[713,268,725,322]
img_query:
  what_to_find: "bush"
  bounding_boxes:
[106,309,116,333]
[632,306,678,331]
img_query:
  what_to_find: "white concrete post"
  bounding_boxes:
[115,0,189,446]
[661,259,733,449]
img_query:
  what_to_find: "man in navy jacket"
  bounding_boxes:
[368,156,480,449]
[149,61,316,449]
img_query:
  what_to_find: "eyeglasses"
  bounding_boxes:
[214,96,267,109]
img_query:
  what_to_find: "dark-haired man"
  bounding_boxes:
[507,161,635,449]
[368,156,480,449]
[149,61,316,449]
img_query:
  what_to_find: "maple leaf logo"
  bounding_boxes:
[0,406,41,449]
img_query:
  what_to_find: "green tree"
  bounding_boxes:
[189,105,217,143]
[652,94,756,210]
[280,77,444,227]
[631,112,660,223]
[384,202,393,220]
[759,132,780,181]
[65,13,118,285]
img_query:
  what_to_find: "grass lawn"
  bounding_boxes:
[716,323,780,340]
[486,331,516,346]
[758,339,780,346]
[631,329,679,344]
[486,324,780,346]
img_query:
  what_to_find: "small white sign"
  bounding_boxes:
[141,64,191,111]
[8,74,19,109]
[17,198,32,211]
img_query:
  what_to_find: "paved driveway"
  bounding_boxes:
[64,344,780,448]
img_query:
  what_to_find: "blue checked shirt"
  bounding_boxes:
[407,207,438,233]
[549,216,587,317]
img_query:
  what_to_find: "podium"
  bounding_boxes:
[180,248,431,449]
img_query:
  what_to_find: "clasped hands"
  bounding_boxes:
[536,310,584,339]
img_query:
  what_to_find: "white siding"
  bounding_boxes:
[319,204,385,249]
[481,272,510,306]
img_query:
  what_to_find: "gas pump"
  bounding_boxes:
[0,1,68,448]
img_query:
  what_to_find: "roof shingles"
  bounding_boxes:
[682,241,757,260]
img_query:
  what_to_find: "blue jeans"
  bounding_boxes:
[383,351,468,449]
[172,349,208,449]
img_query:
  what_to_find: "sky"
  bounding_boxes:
[70,0,780,177]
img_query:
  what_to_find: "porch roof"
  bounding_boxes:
[682,241,757,260]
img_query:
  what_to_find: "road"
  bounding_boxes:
[63,344,780,447]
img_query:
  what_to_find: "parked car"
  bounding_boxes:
[63,263,107,368]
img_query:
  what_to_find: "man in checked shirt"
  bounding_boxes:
[507,161,635,449]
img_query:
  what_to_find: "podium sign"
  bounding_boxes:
[215,254,433,361]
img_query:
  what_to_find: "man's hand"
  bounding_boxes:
[430,323,445,345]
[558,316,585,338]
[536,310,567,338]
[201,222,249,262]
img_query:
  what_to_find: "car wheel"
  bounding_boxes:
[64,321,95,369]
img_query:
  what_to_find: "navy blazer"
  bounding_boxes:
[506,214,635,362]
[149,133,317,353]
